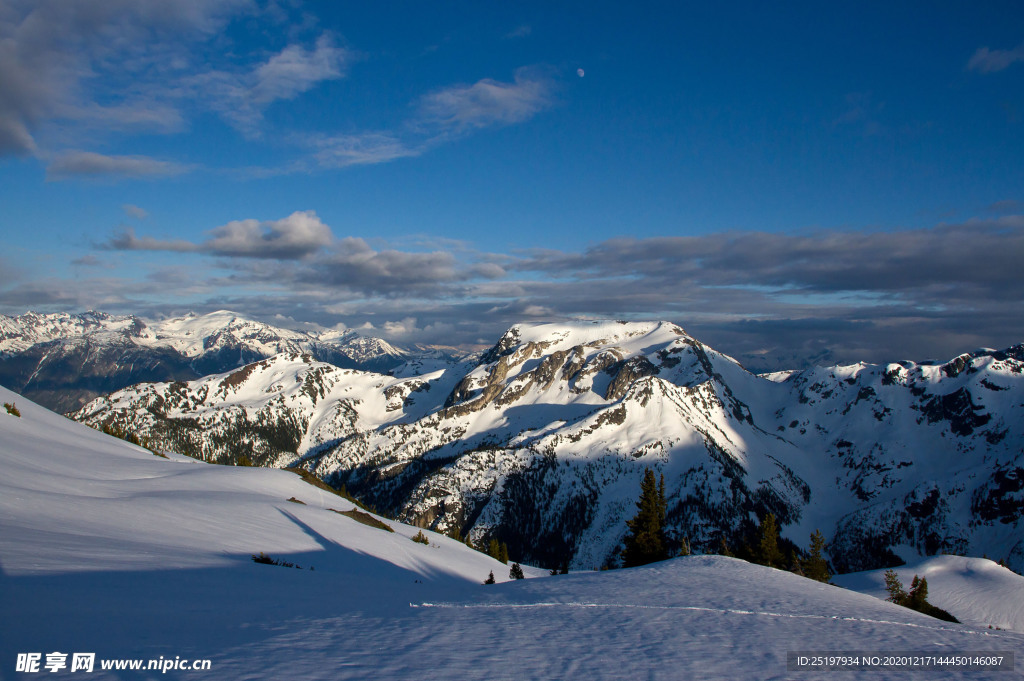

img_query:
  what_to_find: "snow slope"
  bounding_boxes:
[3,386,1023,680]
[833,555,1024,634]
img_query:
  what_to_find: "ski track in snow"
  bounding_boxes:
[413,600,1016,639]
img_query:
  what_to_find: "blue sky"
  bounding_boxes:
[1,1,1023,369]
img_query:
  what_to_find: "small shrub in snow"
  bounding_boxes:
[484,571,495,584]
[4,402,21,417]
[251,552,304,569]
[412,530,429,545]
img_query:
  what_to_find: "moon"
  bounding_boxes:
[577,68,585,77]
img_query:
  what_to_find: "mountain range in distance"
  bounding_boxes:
[0,310,462,414]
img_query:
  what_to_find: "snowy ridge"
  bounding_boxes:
[73,352,467,468]
[0,310,420,413]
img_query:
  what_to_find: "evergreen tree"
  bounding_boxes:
[755,512,784,568]
[622,468,669,567]
[908,576,928,609]
[803,529,831,583]
[678,535,691,557]
[718,536,734,557]
[884,569,907,604]
[787,548,805,577]
[509,563,525,580]
[484,571,495,585]
[487,539,509,564]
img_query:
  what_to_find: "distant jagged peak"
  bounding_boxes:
[482,320,693,365]
[0,309,148,354]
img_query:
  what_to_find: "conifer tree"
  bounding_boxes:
[487,539,509,564]
[678,535,691,557]
[756,512,784,568]
[510,563,525,580]
[803,529,831,583]
[484,571,495,585]
[884,569,907,604]
[718,536,734,557]
[622,468,669,567]
[908,576,928,609]
[787,548,805,576]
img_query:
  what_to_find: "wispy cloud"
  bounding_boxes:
[0,1,557,176]
[967,43,1024,73]
[309,132,420,169]
[242,69,557,176]
[191,34,351,137]
[0,0,249,157]
[416,67,554,136]
[46,151,192,179]
[505,25,532,40]
[122,204,149,219]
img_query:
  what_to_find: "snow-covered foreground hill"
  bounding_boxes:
[3,387,1022,680]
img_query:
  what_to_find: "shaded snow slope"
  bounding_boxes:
[0,385,509,582]
[833,555,1024,633]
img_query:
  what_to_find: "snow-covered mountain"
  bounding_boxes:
[73,351,471,468]
[4,386,1022,679]
[0,310,412,413]
[71,320,1024,576]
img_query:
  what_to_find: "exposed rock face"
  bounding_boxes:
[68,319,1024,574]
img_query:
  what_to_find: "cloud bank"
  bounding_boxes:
[29,212,1021,370]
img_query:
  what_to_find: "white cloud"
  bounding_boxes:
[967,43,1024,73]
[105,210,334,260]
[205,210,333,259]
